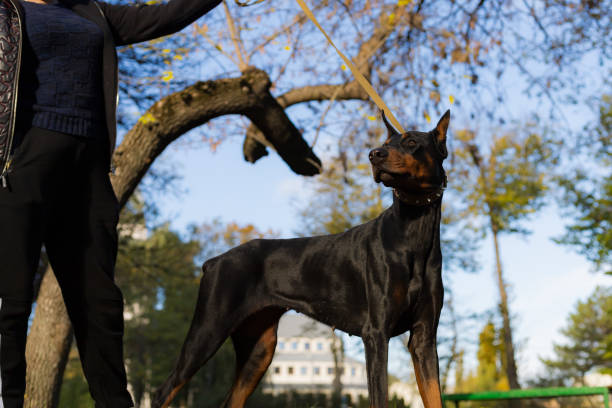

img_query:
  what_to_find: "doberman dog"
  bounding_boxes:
[153,110,450,408]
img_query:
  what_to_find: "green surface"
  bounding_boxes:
[443,386,611,408]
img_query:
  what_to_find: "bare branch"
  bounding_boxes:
[223,0,249,71]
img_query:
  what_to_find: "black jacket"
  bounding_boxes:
[0,0,221,183]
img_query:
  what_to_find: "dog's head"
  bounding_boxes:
[369,110,449,198]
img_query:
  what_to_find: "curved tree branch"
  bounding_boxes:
[111,67,322,207]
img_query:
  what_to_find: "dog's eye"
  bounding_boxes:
[403,139,418,148]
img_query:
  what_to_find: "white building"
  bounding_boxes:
[263,313,369,402]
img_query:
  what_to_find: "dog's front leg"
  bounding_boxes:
[408,322,443,408]
[363,330,389,408]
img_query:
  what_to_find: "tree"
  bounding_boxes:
[24,0,609,403]
[450,127,558,389]
[472,320,509,392]
[541,286,612,384]
[555,94,612,274]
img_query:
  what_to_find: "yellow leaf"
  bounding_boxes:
[367,115,376,121]
[162,48,171,53]
[145,0,159,4]
[424,112,431,123]
[397,0,411,5]
[284,45,291,51]
[388,13,396,24]
[173,55,183,60]
[162,70,174,81]
[139,112,157,124]
[449,95,455,104]
[215,44,223,51]
[341,64,347,70]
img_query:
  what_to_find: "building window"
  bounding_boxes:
[304,342,310,350]
[327,367,333,375]
[274,366,280,374]
[300,366,307,375]
[288,366,294,375]
[351,367,356,376]
[291,342,298,350]
[278,342,285,350]
[314,367,320,375]
[317,342,323,351]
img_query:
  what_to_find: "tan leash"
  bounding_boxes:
[235,0,406,133]
[295,0,406,133]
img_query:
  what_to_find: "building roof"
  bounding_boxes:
[277,313,333,338]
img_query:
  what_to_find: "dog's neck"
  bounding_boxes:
[391,192,442,218]
[381,194,442,256]
[387,186,443,236]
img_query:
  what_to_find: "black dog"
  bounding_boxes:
[154,111,450,408]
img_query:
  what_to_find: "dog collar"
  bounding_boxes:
[393,187,444,206]
[393,174,446,206]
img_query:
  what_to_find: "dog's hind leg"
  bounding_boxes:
[153,267,241,408]
[222,307,285,408]
[153,311,233,408]
[363,329,389,408]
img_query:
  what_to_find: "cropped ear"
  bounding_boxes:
[381,110,400,137]
[432,110,450,158]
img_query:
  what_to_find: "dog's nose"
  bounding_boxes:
[369,148,388,163]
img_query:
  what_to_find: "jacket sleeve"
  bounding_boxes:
[98,0,222,46]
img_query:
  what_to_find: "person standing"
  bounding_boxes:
[0,0,222,405]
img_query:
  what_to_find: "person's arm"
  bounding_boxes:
[98,0,222,46]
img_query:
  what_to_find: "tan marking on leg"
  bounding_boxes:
[226,324,277,408]
[414,368,442,408]
[162,381,187,408]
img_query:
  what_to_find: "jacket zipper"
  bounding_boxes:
[1,0,23,189]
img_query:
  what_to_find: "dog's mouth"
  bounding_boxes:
[372,167,410,185]
[373,166,440,191]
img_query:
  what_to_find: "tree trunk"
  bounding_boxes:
[440,294,459,393]
[330,329,344,407]
[24,270,73,408]
[469,142,521,392]
[491,227,520,390]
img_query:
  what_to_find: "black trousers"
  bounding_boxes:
[0,127,133,407]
